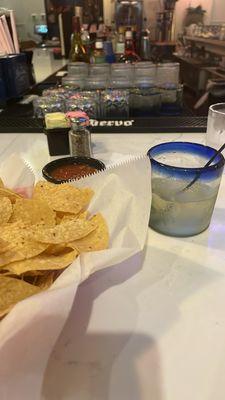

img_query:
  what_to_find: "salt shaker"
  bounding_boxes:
[67,111,92,157]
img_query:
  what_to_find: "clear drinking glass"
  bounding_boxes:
[62,76,85,89]
[84,75,108,90]
[111,63,134,80]
[101,89,129,118]
[109,76,132,89]
[67,62,88,76]
[134,62,156,80]
[42,87,68,99]
[89,63,110,77]
[65,92,100,119]
[130,77,161,116]
[206,103,225,151]
[156,63,179,87]
[160,83,183,115]
[147,142,225,237]
[33,96,65,118]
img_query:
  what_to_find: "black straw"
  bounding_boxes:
[182,142,225,192]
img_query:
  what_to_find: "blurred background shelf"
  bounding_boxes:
[184,36,225,57]
[184,36,225,47]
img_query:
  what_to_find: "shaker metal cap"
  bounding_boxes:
[66,110,90,128]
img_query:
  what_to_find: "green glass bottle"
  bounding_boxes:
[69,16,89,63]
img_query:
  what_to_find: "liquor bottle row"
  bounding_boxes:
[69,16,151,64]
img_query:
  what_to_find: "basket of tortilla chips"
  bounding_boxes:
[0,154,151,399]
[0,180,109,318]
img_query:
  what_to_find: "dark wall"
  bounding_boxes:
[45,0,103,25]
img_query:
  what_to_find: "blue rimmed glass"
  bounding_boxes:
[147,142,225,237]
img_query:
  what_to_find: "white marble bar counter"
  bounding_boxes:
[1,131,225,400]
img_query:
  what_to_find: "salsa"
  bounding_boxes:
[51,164,97,180]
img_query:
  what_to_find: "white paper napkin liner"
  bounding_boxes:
[0,154,152,400]
[0,153,35,197]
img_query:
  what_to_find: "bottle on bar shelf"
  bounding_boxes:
[142,17,150,36]
[131,25,138,52]
[74,5,83,25]
[108,20,117,52]
[119,29,140,63]
[97,17,106,40]
[89,22,97,41]
[140,17,151,61]
[69,16,89,62]
[115,27,125,61]
[92,39,106,64]
[103,40,116,63]
[81,24,91,57]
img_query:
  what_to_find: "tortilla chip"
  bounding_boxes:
[5,248,78,275]
[0,222,48,267]
[26,218,97,244]
[60,210,89,224]
[78,211,89,219]
[70,213,109,253]
[55,215,62,225]
[0,237,11,254]
[56,212,73,223]
[0,276,41,317]
[45,243,75,255]
[0,178,4,187]
[0,187,22,203]
[33,181,93,214]
[0,197,12,225]
[35,271,56,290]
[10,198,56,227]
[22,270,46,277]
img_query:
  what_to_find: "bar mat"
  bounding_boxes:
[0,117,43,133]
[91,117,207,133]
[0,116,207,134]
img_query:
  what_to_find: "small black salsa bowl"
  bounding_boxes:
[42,156,106,184]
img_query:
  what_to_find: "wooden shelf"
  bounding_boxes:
[203,66,225,79]
[173,54,206,66]
[184,36,225,57]
[151,41,176,46]
[184,36,225,47]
